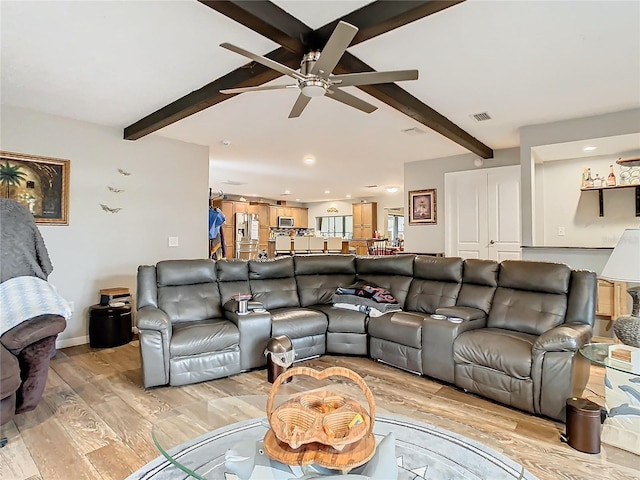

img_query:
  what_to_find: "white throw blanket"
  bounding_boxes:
[0,276,72,336]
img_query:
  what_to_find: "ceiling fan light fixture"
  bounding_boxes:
[301,80,327,98]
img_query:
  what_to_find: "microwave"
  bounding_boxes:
[278,216,295,228]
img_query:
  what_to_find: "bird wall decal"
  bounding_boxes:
[99,204,122,213]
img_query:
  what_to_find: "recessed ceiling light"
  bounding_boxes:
[583,146,597,152]
[221,140,231,146]
[324,190,331,194]
[296,198,301,201]
[303,156,315,165]
[346,194,351,198]
[284,190,291,195]
[385,187,399,193]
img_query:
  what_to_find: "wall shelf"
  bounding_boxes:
[580,184,640,217]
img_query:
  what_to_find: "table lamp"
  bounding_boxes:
[600,228,640,347]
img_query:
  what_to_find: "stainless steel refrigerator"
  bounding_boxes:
[235,212,259,259]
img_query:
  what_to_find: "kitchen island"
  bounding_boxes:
[267,238,350,257]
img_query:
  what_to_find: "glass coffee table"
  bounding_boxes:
[579,343,640,455]
[144,395,535,480]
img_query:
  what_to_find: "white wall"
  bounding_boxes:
[1,106,209,347]
[403,148,520,253]
[520,108,640,245]
[537,156,636,247]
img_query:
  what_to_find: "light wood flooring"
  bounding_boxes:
[0,340,638,480]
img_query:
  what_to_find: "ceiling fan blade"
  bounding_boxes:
[326,87,377,114]
[310,21,358,78]
[220,84,297,94]
[330,69,419,87]
[220,43,305,81]
[288,93,312,118]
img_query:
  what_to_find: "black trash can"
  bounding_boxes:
[265,335,294,384]
[564,397,602,454]
[89,304,133,348]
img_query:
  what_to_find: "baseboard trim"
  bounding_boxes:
[56,335,89,349]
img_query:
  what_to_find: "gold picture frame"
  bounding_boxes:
[408,189,436,225]
[0,151,70,225]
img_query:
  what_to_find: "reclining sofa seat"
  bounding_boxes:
[453,260,596,421]
[248,257,328,360]
[293,255,364,355]
[137,259,241,388]
[368,255,462,374]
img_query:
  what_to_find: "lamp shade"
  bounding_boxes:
[600,229,640,283]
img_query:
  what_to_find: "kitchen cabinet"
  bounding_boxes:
[597,278,629,319]
[273,206,308,228]
[293,207,308,228]
[349,239,368,256]
[269,206,278,227]
[352,202,377,239]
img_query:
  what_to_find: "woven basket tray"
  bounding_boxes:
[265,366,375,451]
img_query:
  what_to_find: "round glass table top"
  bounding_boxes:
[149,394,535,480]
[579,342,640,375]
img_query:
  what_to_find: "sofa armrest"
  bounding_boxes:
[531,323,593,420]
[0,314,66,354]
[136,306,171,388]
[533,323,592,353]
[136,307,171,335]
[435,306,486,321]
[225,310,272,370]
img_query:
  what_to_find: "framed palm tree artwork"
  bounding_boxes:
[0,151,69,225]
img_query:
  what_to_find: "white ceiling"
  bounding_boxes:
[1,0,639,203]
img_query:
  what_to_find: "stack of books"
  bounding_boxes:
[99,287,131,307]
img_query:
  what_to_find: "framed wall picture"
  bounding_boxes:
[408,188,436,225]
[0,151,70,225]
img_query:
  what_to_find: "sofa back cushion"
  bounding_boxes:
[216,259,251,304]
[249,257,299,309]
[294,255,357,307]
[404,256,463,313]
[156,260,222,323]
[355,255,415,307]
[456,259,499,314]
[488,260,571,335]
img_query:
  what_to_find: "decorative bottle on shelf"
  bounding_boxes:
[607,164,617,187]
[581,167,588,188]
[585,168,594,188]
[593,174,602,188]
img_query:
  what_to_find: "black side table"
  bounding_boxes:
[89,304,132,348]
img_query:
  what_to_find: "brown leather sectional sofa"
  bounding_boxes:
[136,254,596,421]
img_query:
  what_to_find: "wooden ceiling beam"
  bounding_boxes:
[337,52,493,158]
[197,1,310,55]
[123,47,299,140]
[312,0,465,48]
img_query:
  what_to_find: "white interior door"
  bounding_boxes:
[446,172,488,258]
[445,166,521,260]
[487,169,522,261]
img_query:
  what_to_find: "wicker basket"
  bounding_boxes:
[265,366,375,451]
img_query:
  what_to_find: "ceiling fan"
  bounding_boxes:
[219,21,419,118]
